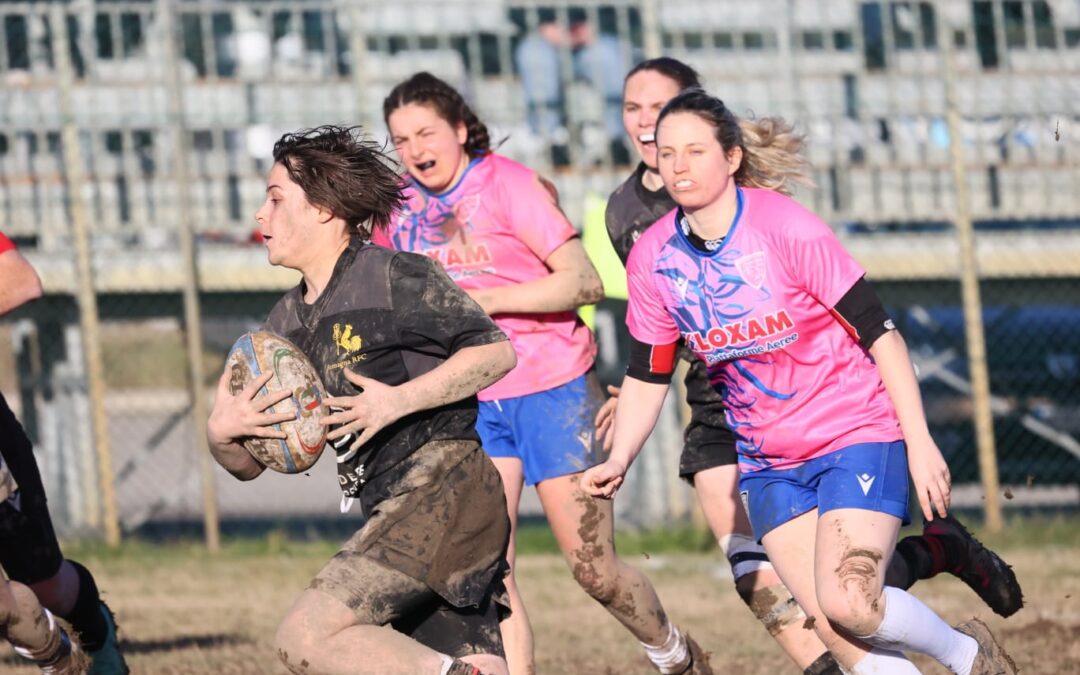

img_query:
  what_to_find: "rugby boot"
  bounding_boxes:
[955,618,1018,675]
[86,602,129,675]
[924,514,1024,617]
[673,633,713,675]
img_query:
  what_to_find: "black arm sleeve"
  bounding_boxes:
[626,335,678,384]
[831,276,895,350]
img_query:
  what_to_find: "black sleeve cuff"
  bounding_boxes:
[626,336,678,384]
[831,277,895,350]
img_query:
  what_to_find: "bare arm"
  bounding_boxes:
[870,330,950,519]
[582,375,670,498]
[324,339,517,450]
[467,238,604,315]
[0,249,43,316]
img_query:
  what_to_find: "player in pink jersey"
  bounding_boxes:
[379,72,710,675]
[583,89,1018,675]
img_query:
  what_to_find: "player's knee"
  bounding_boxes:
[736,580,806,637]
[570,560,620,605]
[274,615,322,674]
[827,547,886,635]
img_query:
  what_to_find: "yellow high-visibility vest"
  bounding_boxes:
[580,192,628,328]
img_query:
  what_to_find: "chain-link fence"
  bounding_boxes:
[1,0,1077,542]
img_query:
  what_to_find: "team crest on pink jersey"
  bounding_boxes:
[453,193,482,222]
[735,252,767,289]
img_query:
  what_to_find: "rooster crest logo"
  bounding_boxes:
[333,323,363,355]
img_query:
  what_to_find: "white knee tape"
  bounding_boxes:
[719,533,773,580]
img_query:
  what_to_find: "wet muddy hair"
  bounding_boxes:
[624,57,702,91]
[656,89,811,196]
[382,72,491,159]
[272,125,405,238]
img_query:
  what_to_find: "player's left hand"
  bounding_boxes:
[907,437,951,521]
[322,369,405,451]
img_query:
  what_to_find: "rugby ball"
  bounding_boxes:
[224,331,328,473]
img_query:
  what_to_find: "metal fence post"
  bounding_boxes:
[158,0,221,551]
[639,0,662,59]
[939,1,1003,531]
[52,7,121,546]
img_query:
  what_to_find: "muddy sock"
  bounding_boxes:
[61,561,107,650]
[641,622,690,674]
[11,608,72,666]
[858,587,978,673]
[803,652,844,675]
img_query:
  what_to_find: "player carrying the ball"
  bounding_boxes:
[206,126,516,675]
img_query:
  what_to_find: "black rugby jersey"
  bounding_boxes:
[604,162,678,265]
[264,239,507,505]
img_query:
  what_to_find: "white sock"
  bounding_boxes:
[859,587,978,674]
[849,648,922,674]
[640,622,690,674]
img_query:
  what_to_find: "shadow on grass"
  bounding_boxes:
[1,633,252,666]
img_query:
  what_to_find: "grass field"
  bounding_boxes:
[2,517,1078,674]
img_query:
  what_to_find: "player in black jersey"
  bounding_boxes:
[0,232,127,674]
[597,58,1022,675]
[207,126,516,675]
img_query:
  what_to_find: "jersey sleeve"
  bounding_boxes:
[0,233,15,254]
[624,237,681,346]
[784,207,865,310]
[389,252,507,355]
[499,163,578,262]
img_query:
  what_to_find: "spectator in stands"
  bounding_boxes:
[514,9,631,166]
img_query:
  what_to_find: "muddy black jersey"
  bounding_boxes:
[605,163,678,265]
[264,240,507,505]
[0,396,19,504]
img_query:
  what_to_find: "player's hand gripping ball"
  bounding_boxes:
[225,331,329,473]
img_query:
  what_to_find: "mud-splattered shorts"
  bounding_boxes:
[477,370,605,485]
[0,399,64,585]
[310,440,509,658]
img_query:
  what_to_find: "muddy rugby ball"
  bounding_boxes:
[225,331,329,473]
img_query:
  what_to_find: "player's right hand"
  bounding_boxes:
[208,369,294,446]
[582,459,627,499]
[594,385,621,452]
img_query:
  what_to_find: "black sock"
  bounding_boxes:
[62,561,108,650]
[894,536,935,589]
[804,652,844,675]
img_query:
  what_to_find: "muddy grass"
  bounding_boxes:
[1,533,1078,674]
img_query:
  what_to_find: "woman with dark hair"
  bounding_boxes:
[377,73,708,675]
[598,58,1023,675]
[583,88,1019,675]
[207,125,516,675]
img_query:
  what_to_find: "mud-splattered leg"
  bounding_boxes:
[693,464,834,672]
[489,456,536,675]
[1,579,88,672]
[760,509,876,670]
[537,472,669,644]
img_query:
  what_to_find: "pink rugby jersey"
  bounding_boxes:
[626,187,901,472]
[373,153,596,401]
